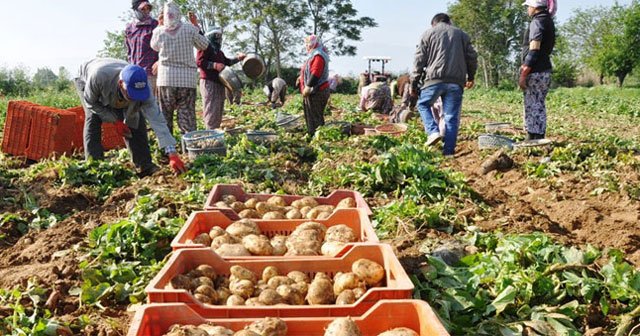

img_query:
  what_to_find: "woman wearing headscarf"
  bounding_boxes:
[196,27,246,130]
[520,0,556,140]
[150,2,209,134]
[298,35,330,136]
[126,1,159,95]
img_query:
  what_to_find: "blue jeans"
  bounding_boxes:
[417,83,464,155]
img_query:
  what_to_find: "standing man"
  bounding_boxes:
[263,77,287,109]
[298,35,330,136]
[520,0,556,140]
[125,1,159,95]
[410,13,477,156]
[74,59,186,177]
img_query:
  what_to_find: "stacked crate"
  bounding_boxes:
[128,184,450,335]
[66,106,125,151]
[1,101,35,156]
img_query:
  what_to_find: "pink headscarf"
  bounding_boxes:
[163,2,183,33]
[547,0,557,17]
[304,35,330,59]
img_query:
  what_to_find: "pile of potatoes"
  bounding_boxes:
[187,217,359,257]
[213,195,357,220]
[163,317,287,336]
[325,318,419,336]
[165,258,385,307]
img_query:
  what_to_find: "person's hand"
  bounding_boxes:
[188,11,198,26]
[152,62,159,76]
[465,80,475,89]
[237,53,246,61]
[214,62,225,72]
[168,153,187,174]
[519,65,531,91]
[158,13,164,26]
[114,120,132,139]
[302,86,313,97]
[409,87,418,99]
[295,76,301,88]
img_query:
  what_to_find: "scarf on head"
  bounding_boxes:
[547,0,557,17]
[133,10,153,26]
[163,2,183,34]
[305,35,330,61]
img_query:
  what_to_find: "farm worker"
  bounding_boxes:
[297,34,331,136]
[150,2,209,134]
[226,86,242,105]
[74,59,186,176]
[396,74,417,111]
[263,77,288,109]
[196,27,246,129]
[328,72,341,92]
[358,75,393,114]
[520,0,556,140]
[410,13,478,156]
[125,1,159,96]
[357,71,371,97]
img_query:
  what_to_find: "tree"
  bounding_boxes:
[99,30,128,60]
[32,68,58,89]
[449,0,527,87]
[304,0,377,56]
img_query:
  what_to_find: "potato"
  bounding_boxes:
[211,234,236,250]
[195,285,218,302]
[333,272,362,296]
[192,233,212,246]
[227,219,261,237]
[336,197,356,209]
[166,324,210,336]
[168,274,195,290]
[226,294,245,306]
[321,242,347,256]
[215,201,230,208]
[196,265,217,280]
[256,202,284,216]
[352,286,366,299]
[262,266,279,283]
[254,281,269,297]
[217,287,231,304]
[238,209,261,219]
[276,285,305,305]
[285,209,303,219]
[377,328,419,336]
[292,222,327,238]
[247,317,288,336]
[216,244,252,257]
[222,194,237,205]
[290,282,309,297]
[244,297,262,306]
[352,259,385,286]
[299,206,312,217]
[305,208,321,220]
[300,196,319,208]
[242,234,274,256]
[325,225,357,243]
[198,324,234,336]
[194,293,214,304]
[270,235,288,256]
[230,201,246,213]
[314,272,330,281]
[234,331,260,336]
[335,289,357,305]
[216,277,231,289]
[283,206,295,212]
[324,317,362,336]
[267,276,294,289]
[316,211,332,220]
[230,279,255,299]
[267,196,287,207]
[306,278,335,305]
[195,276,215,289]
[230,265,257,283]
[313,205,335,213]
[286,271,310,284]
[262,211,286,220]
[209,226,226,240]
[244,198,259,209]
[258,288,283,305]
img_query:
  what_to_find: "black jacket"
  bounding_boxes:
[522,11,556,73]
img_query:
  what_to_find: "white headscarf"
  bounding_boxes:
[163,2,183,33]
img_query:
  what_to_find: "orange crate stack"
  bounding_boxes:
[66,106,126,151]
[203,184,373,218]
[127,300,449,336]
[171,208,379,255]
[145,245,413,318]
[25,105,76,161]
[1,101,36,156]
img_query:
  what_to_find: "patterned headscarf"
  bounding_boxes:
[304,35,330,60]
[133,1,153,25]
[163,2,183,33]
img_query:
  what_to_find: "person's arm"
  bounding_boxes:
[410,32,429,94]
[192,26,210,51]
[150,27,160,52]
[523,20,544,68]
[463,32,478,88]
[139,96,177,151]
[82,74,118,123]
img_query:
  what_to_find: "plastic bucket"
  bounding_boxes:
[246,130,278,144]
[242,53,265,79]
[477,134,514,150]
[219,68,243,92]
[182,130,225,155]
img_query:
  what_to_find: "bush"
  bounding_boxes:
[552,60,578,88]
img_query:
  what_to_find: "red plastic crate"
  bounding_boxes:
[66,105,126,151]
[127,300,450,336]
[1,101,35,156]
[25,105,76,160]
[171,208,379,256]
[204,184,373,218]
[145,244,413,318]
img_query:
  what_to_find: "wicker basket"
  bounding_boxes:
[375,123,408,136]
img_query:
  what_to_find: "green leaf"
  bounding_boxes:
[599,295,610,316]
[486,285,517,316]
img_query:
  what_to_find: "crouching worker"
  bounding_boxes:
[359,75,393,114]
[264,77,287,109]
[74,58,186,177]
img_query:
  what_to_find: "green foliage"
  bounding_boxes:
[56,157,135,200]
[414,232,640,335]
[98,30,127,61]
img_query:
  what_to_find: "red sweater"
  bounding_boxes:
[196,46,238,82]
[299,55,329,92]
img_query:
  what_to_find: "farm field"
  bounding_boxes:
[0,86,639,335]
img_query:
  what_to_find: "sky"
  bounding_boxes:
[0,0,632,78]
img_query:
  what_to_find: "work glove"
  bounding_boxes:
[114,120,132,139]
[168,153,187,174]
[302,86,313,97]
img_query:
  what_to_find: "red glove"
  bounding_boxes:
[168,153,187,174]
[114,120,132,139]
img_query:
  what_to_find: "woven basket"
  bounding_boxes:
[477,134,514,149]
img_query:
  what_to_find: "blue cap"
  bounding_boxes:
[120,64,150,101]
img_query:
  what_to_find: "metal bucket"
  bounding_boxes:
[219,68,243,92]
[242,53,265,79]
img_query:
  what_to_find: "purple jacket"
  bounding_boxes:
[125,19,159,76]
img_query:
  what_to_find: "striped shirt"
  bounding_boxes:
[150,23,209,88]
[125,19,159,76]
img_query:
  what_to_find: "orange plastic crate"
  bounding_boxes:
[66,105,126,151]
[145,244,413,318]
[127,300,450,336]
[1,101,35,156]
[171,208,379,256]
[25,105,76,160]
[203,184,373,218]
